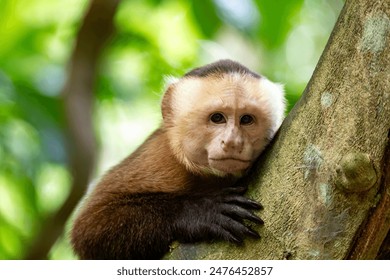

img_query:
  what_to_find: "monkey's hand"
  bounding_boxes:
[173,186,263,244]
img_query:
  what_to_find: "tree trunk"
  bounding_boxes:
[167,0,390,260]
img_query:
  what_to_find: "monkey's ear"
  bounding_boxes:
[259,78,286,135]
[161,76,179,125]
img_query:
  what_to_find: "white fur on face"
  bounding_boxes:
[165,73,285,176]
[258,78,285,136]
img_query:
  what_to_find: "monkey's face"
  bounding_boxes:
[204,107,268,175]
[164,73,285,177]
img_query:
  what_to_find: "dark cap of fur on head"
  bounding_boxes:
[184,59,261,79]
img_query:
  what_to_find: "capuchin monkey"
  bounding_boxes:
[71,59,285,260]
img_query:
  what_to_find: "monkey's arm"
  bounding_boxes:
[71,188,261,260]
[71,192,176,260]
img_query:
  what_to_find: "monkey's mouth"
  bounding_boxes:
[208,157,251,174]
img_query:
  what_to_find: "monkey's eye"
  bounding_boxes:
[210,113,226,124]
[240,114,254,125]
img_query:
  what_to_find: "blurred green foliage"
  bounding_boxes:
[0,0,343,259]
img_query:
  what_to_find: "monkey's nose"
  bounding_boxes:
[221,139,243,153]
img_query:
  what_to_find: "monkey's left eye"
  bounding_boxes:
[240,115,254,125]
[210,113,226,124]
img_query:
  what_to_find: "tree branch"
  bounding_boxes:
[25,0,121,259]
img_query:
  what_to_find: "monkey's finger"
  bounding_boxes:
[206,222,244,244]
[218,215,260,240]
[220,204,263,224]
[222,195,262,210]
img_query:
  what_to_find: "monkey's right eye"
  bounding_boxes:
[210,113,226,124]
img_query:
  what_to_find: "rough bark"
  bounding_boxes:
[167,0,390,260]
[25,0,120,259]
